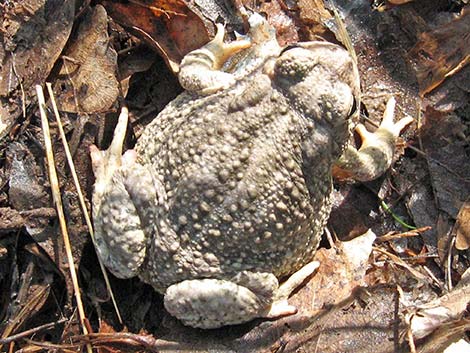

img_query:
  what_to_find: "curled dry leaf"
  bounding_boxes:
[409,267,470,339]
[414,320,470,353]
[100,0,209,72]
[410,6,470,95]
[454,200,470,250]
[289,229,376,315]
[255,0,299,45]
[53,5,119,113]
[297,0,335,41]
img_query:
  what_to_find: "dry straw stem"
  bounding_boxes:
[0,318,68,345]
[373,247,440,286]
[35,85,93,353]
[331,3,357,65]
[377,226,432,243]
[0,283,50,351]
[45,82,122,323]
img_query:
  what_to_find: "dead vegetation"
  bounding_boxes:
[0,0,469,352]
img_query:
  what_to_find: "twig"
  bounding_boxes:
[377,226,432,242]
[0,284,50,350]
[35,85,93,353]
[11,54,26,119]
[446,235,456,291]
[0,319,68,345]
[373,247,437,285]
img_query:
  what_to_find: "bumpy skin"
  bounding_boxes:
[91,14,410,329]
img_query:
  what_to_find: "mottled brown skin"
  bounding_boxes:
[91,14,411,329]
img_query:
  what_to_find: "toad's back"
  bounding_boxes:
[135,71,335,292]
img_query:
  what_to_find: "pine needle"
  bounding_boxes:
[36,85,93,353]
[45,82,122,324]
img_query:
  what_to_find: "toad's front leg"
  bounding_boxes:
[178,12,278,95]
[90,108,164,278]
[334,97,413,181]
[178,22,250,95]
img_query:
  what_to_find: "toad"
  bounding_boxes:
[90,13,412,328]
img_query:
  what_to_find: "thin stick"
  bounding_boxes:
[35,85,93,353]
[374,247,431,283]
[45,82,122,323]
[0,319,68,345]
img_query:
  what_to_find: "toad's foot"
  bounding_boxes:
[334,97,413,181]
[178,22,251,95]
[90,107,163,278]
[90,107,137,207]
[267,261,320,317]
[164,262,319,329]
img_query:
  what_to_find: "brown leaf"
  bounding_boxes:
[0,0,75,96]
[0,0,75,138]
[101,0,209,72]
[411,6,470,95]
[290,230,376,313]
[297,0,335,42]
[419,109,470,223]
[410,267,470,339]
[53,5,119,113]
[454,201,470,250]
[256,0,299,46]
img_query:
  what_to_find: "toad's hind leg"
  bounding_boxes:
[164,262,319,329]
[90,108,165,279]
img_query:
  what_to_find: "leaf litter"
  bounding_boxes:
[0,0,469,352]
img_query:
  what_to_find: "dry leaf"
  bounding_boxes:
[297,0,335,41]
[409,267,470,339]
[0,0,75,96]
[255,0,299,45]
[53,5,119,113]
[0,0,74,138]
[289,229,376,313]
[411,6,470,95]
[101,0,209,72]
[454,201,470,250]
